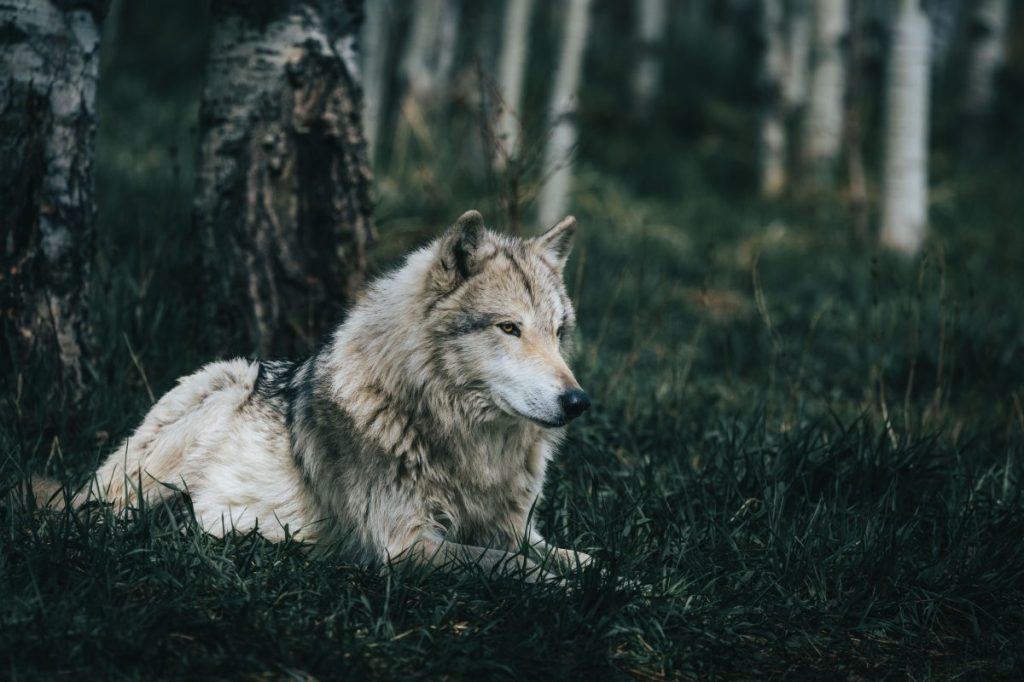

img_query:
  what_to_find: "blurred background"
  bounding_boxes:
[1,0,1021,465]
[76,0,1023,430]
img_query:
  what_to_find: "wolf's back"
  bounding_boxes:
[31,358,259,513]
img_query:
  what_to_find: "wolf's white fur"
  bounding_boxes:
[40,211,592,581]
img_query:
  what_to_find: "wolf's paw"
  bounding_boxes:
[548,547,594,573]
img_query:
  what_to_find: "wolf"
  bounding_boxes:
[33,210,593,582]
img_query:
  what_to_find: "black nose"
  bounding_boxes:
[558,389,591,421]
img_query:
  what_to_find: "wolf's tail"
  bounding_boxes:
[27,475,67,510]
[27,359,253,514]
[26,441,175,513]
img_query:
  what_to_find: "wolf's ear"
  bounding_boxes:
[531,216,576,272]
[436,210,489,281]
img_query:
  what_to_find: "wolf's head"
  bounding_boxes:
[424,210,590,428]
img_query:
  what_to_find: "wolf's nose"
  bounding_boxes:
[558,389,591,421]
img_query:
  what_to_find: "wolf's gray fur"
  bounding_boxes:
[35,211,592,581]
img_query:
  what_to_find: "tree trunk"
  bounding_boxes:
[632,0,668,119]
[400,0,461,122]
[759,0,788,197]
[493,0,536,170]
[0,0,104,399]
[538,0,593,229]
[844,0,869,241]
[880,0,931,255]
[783,0,812,112]
[800,0,848,181]
[961,0,1010,150]
[929,0,964,71]
[196,0,375,357]
[361,0,393,164]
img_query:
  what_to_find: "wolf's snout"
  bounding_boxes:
[558,389,591,421]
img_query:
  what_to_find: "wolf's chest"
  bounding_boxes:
[427,434,551,538]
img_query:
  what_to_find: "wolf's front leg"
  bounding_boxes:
[395,534,562,584]
[524,532,594,573]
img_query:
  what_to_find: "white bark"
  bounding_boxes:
[760,0,788,196]
[800,0,848,170]
[962,0,1010,124]
[538,0,593,229]
[880,0,931,255]
[632,0,669,117]
[401,0,461,113]
[494,0,536,168]
[0,0,103,396]
[361,0,392,162]
[783,0,812,111]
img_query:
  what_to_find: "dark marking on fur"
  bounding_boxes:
[395,458,410,487]
[440,311,497,338]
[395,409,418,450]
[364,403,389,431]
[504,248,538,306]
[425,249,502,318]
[362,482,373,526]
[253,359,300,410]
[424,284,462,317]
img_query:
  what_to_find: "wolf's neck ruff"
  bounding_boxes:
[313,239,549,486]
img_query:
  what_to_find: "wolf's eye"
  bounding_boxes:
[497,322,521,337]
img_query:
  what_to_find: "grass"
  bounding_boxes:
[4,2,1024,678]
[4,153,1023,678]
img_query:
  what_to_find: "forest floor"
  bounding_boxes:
[3,19,1024,672]
[3,138,1024,678]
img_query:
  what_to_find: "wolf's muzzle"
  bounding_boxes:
[558,389,591,421]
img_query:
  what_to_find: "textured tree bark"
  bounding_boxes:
[196,0,375,356]
[799,0,848,183]
[880,0,931,255]
[0,0,104,398]
[538,0,593,230]
[758,0,788,197]
[493,0,535,170]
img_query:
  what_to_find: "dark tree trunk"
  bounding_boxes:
[196,0,375,357]
[0,0,104,399]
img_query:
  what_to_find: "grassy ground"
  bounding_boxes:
[4,4,1024,679]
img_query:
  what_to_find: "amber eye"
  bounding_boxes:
[497,322,521,337]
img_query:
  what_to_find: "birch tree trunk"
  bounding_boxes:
[929,0,964,71]
[800,0,848,180]
[400,0,461,122]
[961,0,1010,148]
[361,0,393,163]
[880,0,931,255]
[493,0,536,169]
[783,0,812,112]
[759,0,788,197]
[538,0,593,229]
[196,0,375,356]
[844,0,869,240]
[632,0,669,118]
[0,0,104,398]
